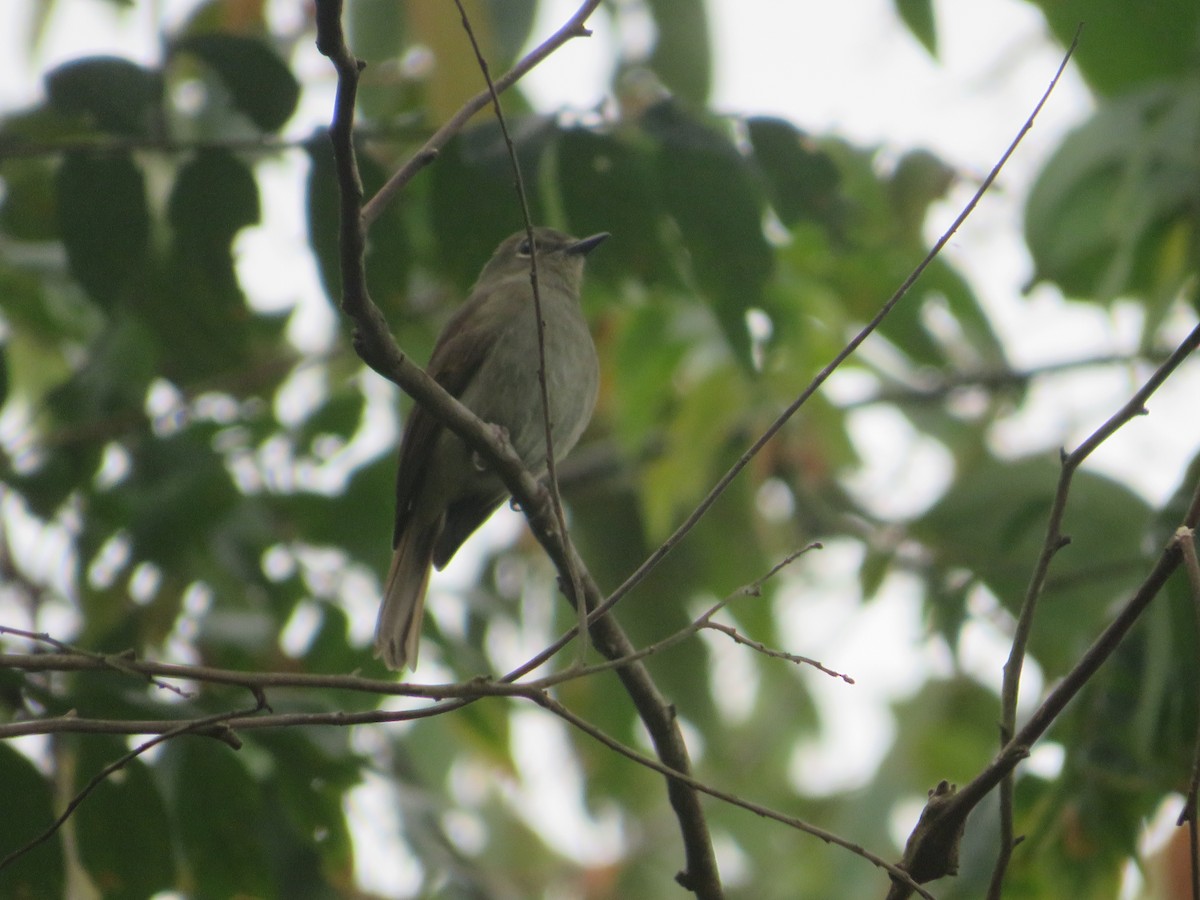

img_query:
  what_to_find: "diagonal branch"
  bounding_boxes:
[888,320,1200,899]
[986,316,1200,898]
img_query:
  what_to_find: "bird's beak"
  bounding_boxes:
[566,232,610,256]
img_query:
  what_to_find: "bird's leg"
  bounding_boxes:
[471,423,512,473]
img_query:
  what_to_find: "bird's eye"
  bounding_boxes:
[517,238,533,256]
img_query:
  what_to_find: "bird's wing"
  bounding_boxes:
[392,292,497,546]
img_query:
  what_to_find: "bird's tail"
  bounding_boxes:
[374,522,437,671]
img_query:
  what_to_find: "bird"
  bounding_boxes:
[374,227,608,670]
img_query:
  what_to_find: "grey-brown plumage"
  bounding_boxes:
[375,228,607,670]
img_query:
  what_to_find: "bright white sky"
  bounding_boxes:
[1,1,1197,897]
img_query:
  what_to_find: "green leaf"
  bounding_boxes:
[746,116,844,231]
[0,743,65,898]
[556,127,673,285]
[305,132,411,311]
[56,151,150,309]
[0,345,8,410]
[73,737,174,899]
[893,0,937,56]
[168,740,276,898]
[1027,0,1200,95]
[88,424,240,570]
[642,101,773,368]
[273,453,395,565]
[644,0,713,105]
[47,315,155,424]
[173,34,300,133]
[346,0,407,64]
[168,149,260,248]
[45,56,161,136]
[1025,80,1200,307]
[428,117,556,286]
[249,730,359,879]
[482,0,538,70]
[912,455,1152,673]
[0,157,59,241]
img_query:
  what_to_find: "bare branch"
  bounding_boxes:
[989,313,1200,897]
[528,690,937,900]
[895,456,1200,899]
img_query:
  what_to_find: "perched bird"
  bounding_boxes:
[375,227,608,670]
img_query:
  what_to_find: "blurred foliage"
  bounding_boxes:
[0,1,1197,898]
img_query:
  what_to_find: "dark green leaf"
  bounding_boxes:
[56,151,150,309]
[87,423,240,572]
[73,737,174,899]
[0,158,59,241]
[746,117,844,231]
[556,127,673,284]
[305,131,411,310]
[642,101,773,368]
[1027,0,1199,95]
[173,34,300,133]
[1025,81,1200,307]
[249,730,358,880]
[428,117,556,286]
[168,149,260,248]
[46,56,161,136]
[0,743,65,898]
[273,453,394,564]
[168,740,275,898]
[0,345,8,410]
[893,0,938,56]
[913,456,1152,673]
[644,0,713,104]
[47,315,155,423]
[483,0,537,70]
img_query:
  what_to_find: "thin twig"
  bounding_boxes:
[1174,525,1200,900]
[0,544,817,705]
[895,468,1200,900]
[702,622,854,683]
[842,349,1175,409]
[0,626,191,697]
[449,0,590,661]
